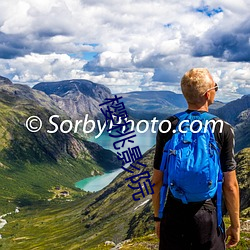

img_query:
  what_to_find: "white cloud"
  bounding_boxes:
[0,0,249,101]
[0,53,87,85]
[70,69,154,93]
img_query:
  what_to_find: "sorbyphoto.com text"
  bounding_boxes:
[25,114,224,138]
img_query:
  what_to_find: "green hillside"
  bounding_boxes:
[235,147,250,214]
[0,83,120,213]
[0,147,155,249]
[1,147,249,249]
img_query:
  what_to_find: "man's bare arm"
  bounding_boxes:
[152,169,163,239]
[223,170,240,248]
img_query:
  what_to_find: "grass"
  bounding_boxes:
[0,198,89,250]
[86,223,250,250]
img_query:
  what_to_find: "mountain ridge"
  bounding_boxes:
[33,79,112,121]
[213,94,250,152]
[0,76,12,85]
[213,94,250,125]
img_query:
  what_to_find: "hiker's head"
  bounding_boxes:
[181,68,217,106]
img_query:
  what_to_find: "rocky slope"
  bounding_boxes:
[212,95,250,152]
[234,108,250,152]
[0,76,12,85]
[0,76,13,84]
[213,94,250,126]
[33,79,112,121]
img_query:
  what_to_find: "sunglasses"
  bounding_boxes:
[203,83,218,95]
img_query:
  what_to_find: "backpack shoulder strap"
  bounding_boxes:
[173,111,189,121]
[201,112,223,230]
[174,111,217,121]
[201,112,217,120]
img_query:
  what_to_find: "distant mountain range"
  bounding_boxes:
[33,79,250,152]
[121,90,225,120]
[120,90,187,120]
[32,80,225,121]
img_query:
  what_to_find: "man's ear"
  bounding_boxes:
[204,92,209,100]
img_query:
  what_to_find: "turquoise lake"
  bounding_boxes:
[75,129,156,192]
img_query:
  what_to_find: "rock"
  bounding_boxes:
[105,240,116,247]
[0,219,7,229]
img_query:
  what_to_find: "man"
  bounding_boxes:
[152,68,240,249]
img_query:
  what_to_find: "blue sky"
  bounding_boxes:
[0,0,249,102]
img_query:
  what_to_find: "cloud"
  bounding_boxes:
[0,53,87,85]
[0,0,249,101]
[192,18,250,62]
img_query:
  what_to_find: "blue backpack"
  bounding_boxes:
[158,111,223,228]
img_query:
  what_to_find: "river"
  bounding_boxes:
[75,129,156,192]
[0,208,19,239]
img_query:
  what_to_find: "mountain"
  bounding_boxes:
[213,94,250,126]
[234,108,250,152]
[120,91,225,120]
[0,76,248,249]
[209,100,225,110]
[0,76,12,85]
[33,79,112,121]
[212,95,250,152]
[0,79,120,212]
[121,91,186,120]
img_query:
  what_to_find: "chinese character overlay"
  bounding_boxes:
[99,95,154,200]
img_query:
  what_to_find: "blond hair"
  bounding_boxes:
[181,68,214,104]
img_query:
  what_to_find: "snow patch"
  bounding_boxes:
[134,199,150,210]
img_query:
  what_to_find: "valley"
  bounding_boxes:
[0,76,249,249]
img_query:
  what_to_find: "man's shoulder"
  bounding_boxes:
[164,115,179,122]
[160,115,179,131]
[211,116,234,133]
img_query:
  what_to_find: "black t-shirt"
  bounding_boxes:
[153,110,237,172]
[154,110,236,211]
